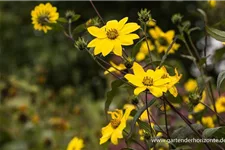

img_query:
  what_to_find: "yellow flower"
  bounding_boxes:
[147,20,156,27]
[160,66,182,97]
[136,40,155,61]
[104,61,126,75]
[202,116,215,128]
[208,0,216,7]
[149,26,180,54]
[87,17,140,57]
[125,62,179,97]
[184,79,198,92]
[67,137,84,150]
[100,106,134,145]
[31,3,59,33]
[215,96,225,113]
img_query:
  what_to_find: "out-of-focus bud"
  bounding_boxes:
[138,8,152,23]
[74,37,87,51]
[188,91,202,106]
[65,10,76,20]
[86,17,101,27]
[124,57,134,69]
[131,96,139,105]
[171,13,183,25]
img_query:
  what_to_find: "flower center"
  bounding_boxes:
[158,37,168,46]
[142,76,153,86]
[106,29,119,40]
[110,119,121,128]
[221,101,225,107]
[38,14,50,25]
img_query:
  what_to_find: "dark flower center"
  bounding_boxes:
[158,37,168,46]
[106,29,119,40]
[110,119,121,128]
[142,76,153,86]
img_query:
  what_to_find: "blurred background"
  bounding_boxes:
[0,1,225,150]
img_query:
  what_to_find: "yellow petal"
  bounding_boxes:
[111,129,122,145]
[100,123,114,145]
[124,74,143,86]
[93,44,102,55]
[169,86,178,97]
[136,52,146,62]
[112,40,122,56]
[87,26,106,38]
[101,39,114,56]
[148,86,163,97]
[133,62,145,78]
[118,17,128,30]
[120,23,140,34]
[106,20,118,29]
[165,30,175,40]
[87,38,102,47]
[134,86,146,95]
[149,29,159,39]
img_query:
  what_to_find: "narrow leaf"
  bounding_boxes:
[73,24,86,35]
[203,127,225,138]
[127,99,156,139]
[206,26,225,42]
[72,14,80,22]
[57,17,68,23]
[217,70,225,95]
[105,79,124,119]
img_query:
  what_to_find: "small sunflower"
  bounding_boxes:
[31,3,59,33]
[67,137,84,150]
[87,17,140,57]
[149,26,180,54]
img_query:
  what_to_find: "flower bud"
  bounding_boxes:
[171,13,183,25]
[188,91,202,106]
[86,17,101,27]
[65,10,75,20]
[124,57,134,69]
[138,8,152,23]
[74,37,87,51]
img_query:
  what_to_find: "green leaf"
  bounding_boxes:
[127,98,156,139]
[171,124,203,139]
[213,47,225,63]
[46,23,64,31]
[71,14,80,22]
[131,37,145,59]
[217,70,225,95]
[73,24,86,35]
[105,79,124,118]
[165,92,182,104]
[203,127,225,138]
[206,26,225,42]
[57,17,68,23]
[181,54,196,62]
[188,27,201,34]
[137,120,152,135]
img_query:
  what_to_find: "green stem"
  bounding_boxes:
[163,99,170,139]
[89,0,105,24]
[124,130,147,150]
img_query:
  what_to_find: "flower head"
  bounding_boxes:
[215,96,225,113]
[31,3,59,33]
[125,62,180,97]
[67,137,84,150]
[87,17,140,57]
[202,116,215,128]
[100,106,134,145]
[149,26,180,53]
[184,79,198,92]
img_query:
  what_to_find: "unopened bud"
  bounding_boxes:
[188,91,202,106]
[65,10,76,20]
[138,8,152,23]
[124,57,134,69]
[171,13,183,25]
[86,17,101,27]
[74,37,87,51]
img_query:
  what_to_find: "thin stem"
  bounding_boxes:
[149,113,168,136]
[143,24,154,68]
[187,33,201,61]
[163,99,170,139]
[162,96,212,150]
[89,0,105,25]
[68,19,73,39]
[200,102,225,124]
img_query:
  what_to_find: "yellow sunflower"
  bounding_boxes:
[184,79,198,92]
[149,26,180,54]
[87,17,140,57]
[215,96,225,113]
[67,137,84,150]
[125,62,171,97]
[100,106,134,145]
[202,116,215,128]
[31,3,59,33]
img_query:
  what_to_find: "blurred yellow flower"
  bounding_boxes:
[100,106,134,145]
[149,26,180,54]
[104,61,126,75]
[31,114,40,124]
[31,3,59,33]
[202,116,215,128]
[184,79,198,92]
[125,62,171,97]
[87,17,140,56]
[136,40,155,61]
[215,96,225,113]
[67,137,84,150]
[147,20,156,27]
[208,0,216,7]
